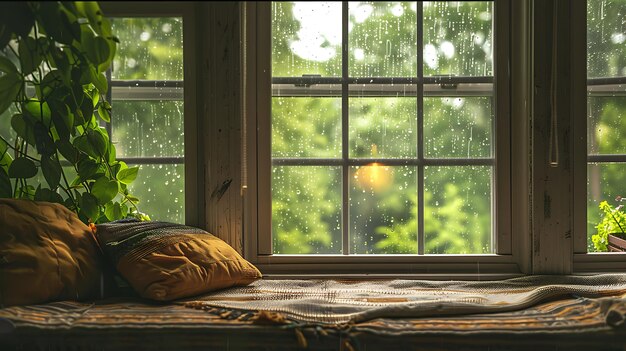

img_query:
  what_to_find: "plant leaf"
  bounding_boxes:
[80,192,99,220]
[56,139,79,164]
[50,103,73,140]
[11,114,36,146]
[0,58,22,115]
[24,99,52,125]
[39,3,75,45]
[84,36,110,69]
[8,157,38,179]
[126,194,140,204]
[79,92,94,125]
[77,158,100,182]
[0,167,12,197]
[41,156,62,189]
[89,66,108,93]
[39,70,64,100]
[87,129,108,158]
[97,104,110,123]
[73,134,98,159]
[117,166,139,185]
[105,201,123,221]
[108,143,117,164]
[91,177,118,204]
[0,150,13,173]
[33,122,56,156]
[0,56,18,75]
[0,2,34,47]
[18,36,43,75]
[34,186,64,204]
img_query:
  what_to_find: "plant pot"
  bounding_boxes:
[608,233,626,252]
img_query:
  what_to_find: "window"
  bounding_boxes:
[99,2,199,227]
[103,12,188,223]
[248,1,515,272]
[586,0,626,252]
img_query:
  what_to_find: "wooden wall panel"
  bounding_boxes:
[531,0,573,274]
[201,2,244,253]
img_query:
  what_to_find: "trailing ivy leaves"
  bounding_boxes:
[41,156,62,189]
[0,140,12,173]
[117,166,139,185]
[35,185,63,204]
[80,192,99,221]
[84,36,110,70]
[77,158,100,182]
[0,56,22,116]
[8,157,38,179]
[0,2,143,224]
[0,2,34,48]
[91,177,119,205]
[0,168,11,198]
[11,114,36,147]
[105,201,123,221]
[73,129,108,160]
[18,36,42,75]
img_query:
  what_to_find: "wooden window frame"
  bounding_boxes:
[243,1,530,277]
[571,0,626,272]
[99,2,202,227]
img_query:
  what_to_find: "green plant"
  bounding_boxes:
[0,2,147,224]
[591,198,626,252]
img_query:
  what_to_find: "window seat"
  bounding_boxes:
[1,276,626,351]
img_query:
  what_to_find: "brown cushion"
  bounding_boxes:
[95,220,261,301]
[0,199,102,306]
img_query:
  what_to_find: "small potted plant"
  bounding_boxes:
[592,197,626,252]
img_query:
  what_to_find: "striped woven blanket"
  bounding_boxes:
[1,275,626,350]
[182,274,626,324]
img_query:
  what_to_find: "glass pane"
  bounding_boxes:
[111,18,183,80]
[587,163,626,252]
[587,97,626,155]
[272,2,342,77]
[272,166,342,254]
[423,1,493,77]
[111,101,184,157]
[424,166,492,254]
[350,165,417,254]
[424,97,492,158]
[127,163,185,223]
[587,0,626,78]
[349,2,417,77]
[349,97,417,158]
[272,97,341,158]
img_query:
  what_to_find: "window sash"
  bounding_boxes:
[250,1,514,270]
[100,2,200,227]
[571,0,626,271]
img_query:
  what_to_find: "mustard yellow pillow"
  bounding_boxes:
[0,199,102,306]
[95,220,261,301]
